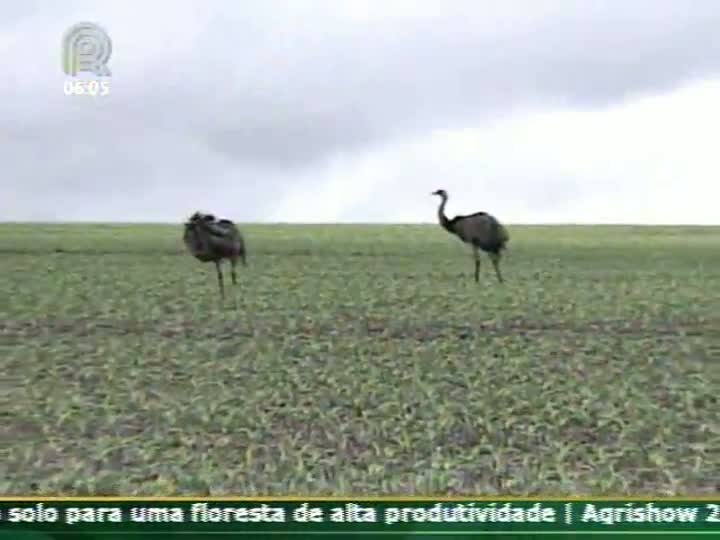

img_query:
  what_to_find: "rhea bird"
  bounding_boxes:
[183,211,247,300]
[431,189,509,283]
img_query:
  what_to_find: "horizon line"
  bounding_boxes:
[0,221,718,227]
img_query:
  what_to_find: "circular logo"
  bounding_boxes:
[61,21,112,77]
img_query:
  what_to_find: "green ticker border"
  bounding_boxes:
[1,497,718,502]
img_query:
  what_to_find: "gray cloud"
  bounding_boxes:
[2,0,720,222]
[182,0,720,169]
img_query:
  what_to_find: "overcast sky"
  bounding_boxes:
[2,0,719,224]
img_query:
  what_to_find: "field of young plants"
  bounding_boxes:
[1,223,718,495]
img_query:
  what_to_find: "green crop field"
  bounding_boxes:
[1,223,718,496]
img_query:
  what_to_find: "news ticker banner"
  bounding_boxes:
[1,498,720,539]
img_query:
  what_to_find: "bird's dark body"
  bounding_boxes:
[183,211,246,301]
[433,190,508,283]
[447,212,508,253]
[184,221,245,261]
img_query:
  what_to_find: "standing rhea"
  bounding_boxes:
[431,189,509,283]
[183,211,247,301]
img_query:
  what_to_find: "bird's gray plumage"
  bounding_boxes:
[183,211,246,301]
[432,189,508,283]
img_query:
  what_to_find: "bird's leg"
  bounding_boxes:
[490,252,504,283]
[230,257,238,285]
[215,260,225,300]
[473,247,481,283]
[229,257,240,310]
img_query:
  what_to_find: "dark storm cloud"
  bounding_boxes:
[186,0,720,168]
[2,0,720,221]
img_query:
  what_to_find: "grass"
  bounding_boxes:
[0,223,718,496]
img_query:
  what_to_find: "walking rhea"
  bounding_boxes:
[183,211,246,301]
[431,189,509,283]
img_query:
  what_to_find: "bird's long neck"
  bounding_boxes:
[437,195,453,233]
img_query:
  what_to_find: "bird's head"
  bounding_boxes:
[188,211,218,223]
[431,189,447,198]
[185,211,206,230]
